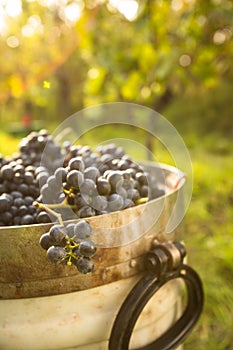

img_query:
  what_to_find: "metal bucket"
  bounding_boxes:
[0,162,203,350]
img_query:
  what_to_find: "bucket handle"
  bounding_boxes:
[109,242,204,350]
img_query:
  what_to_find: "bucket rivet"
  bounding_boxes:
[130,259,137,268]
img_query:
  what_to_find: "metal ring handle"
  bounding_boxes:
[109,264,204,350]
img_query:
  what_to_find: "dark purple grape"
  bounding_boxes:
[37,211,51,223]
[39,232,54,250]
[91,195,108,211]
[21,214,34,225]
[24,172,34,185]
[74,220,92,239]
[68,157,85,172]
[36,172,49,187]
[75,257,94,274]
[24,196,34,206]
[1,211,13,224]
[47,175,61,191]
[49,224,67,244]
[107,171,124,192]
[47,246,67,263]
[107,194,124,212]
[13,216,21,225]
[78,240,97,257]
[67,170,84,190]
[54,167,68,183]
[18,183,29,195]
[84,167,100,181]
[135,172,148,186]
[127,188,140,202]
[14,197,25,207]
[10,191,23,198]
[0,194,11,212]
[66,223,76,237]
[18,205,28,216]
[1,165,14,180]
[140,185,149,197]
[96,177,111,195]
[79,178,96,197]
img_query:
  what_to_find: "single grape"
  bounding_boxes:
[13,216,21,225]
[24,196,34,206]
[67,170,84,190]
[21,214,34,225]
[47,175,61,192]
[1,211,13,224]
[91,195,108,211]
[117,159,131,170]
[96,177,111,195]
[135,172,148,186]
[74,220,92,239]
[107,193,124,212]
[18,205,28,216]
[39,232,54,250]
[127,188,140,202]
[116,186,127,199]
[0,165,14,180]
[13,197,25,207]
[107,171,124,192]
[36,211,51,223]
[75,257,94,274]
[79,178,96,196]
[36,172,49,187]
[54,167,68,183]
[49,224,67,244]
[68,157,85,172]
[78,240,97,257]
[140,185,149,197]
[47,246,67,263]
[66,223,76,237]
[24,171,34,185]
[84,167,100,181]
[18,183,29,196]
[0,194,11,212]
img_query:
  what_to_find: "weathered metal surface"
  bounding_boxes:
[0,276,183,350]
[0,163,185,299]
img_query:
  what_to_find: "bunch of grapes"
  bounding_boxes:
[39,220,96,274]
[0,129,166,275]
[0,129,65,226]
[38,142,165,220]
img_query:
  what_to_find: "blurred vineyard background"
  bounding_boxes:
[0,0,233,349]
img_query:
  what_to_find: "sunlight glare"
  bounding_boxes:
[5,0,22,17]
[64,2,83,23]
[6,35,19,47]
[109,0,139,21]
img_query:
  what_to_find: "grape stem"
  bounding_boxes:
[33,201,64,226]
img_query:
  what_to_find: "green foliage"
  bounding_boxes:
[180,147,233,350]
[165,80,233,138]
[0,0,232,136]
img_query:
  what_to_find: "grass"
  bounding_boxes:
[0,130,21,157]
[0,128,232,349]
[181,145,233,350]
